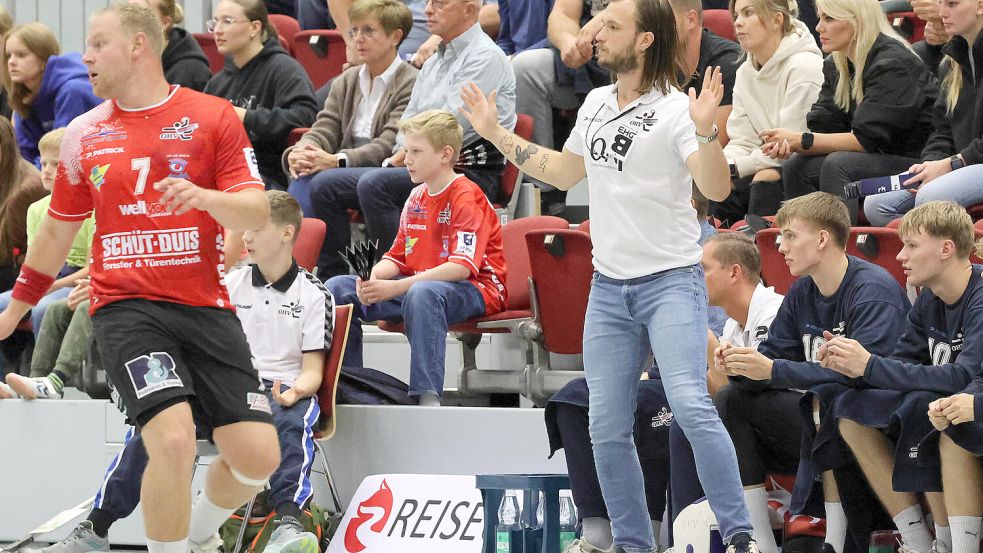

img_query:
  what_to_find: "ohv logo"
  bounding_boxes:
[345,480,394,552]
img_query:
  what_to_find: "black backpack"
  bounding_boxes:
[337,366,415,405]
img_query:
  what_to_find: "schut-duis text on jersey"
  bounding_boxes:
[48,86,264,313]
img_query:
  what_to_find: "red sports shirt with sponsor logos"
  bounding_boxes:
[382,176,507,315]
[48,86,264,313]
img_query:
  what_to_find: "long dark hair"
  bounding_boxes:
[635,0,683,94]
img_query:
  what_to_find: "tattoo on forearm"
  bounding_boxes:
[515,143,539,165]
[500,134,515,153]
[538,152,550,174]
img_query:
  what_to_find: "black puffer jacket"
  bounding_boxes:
[806,33,938,158]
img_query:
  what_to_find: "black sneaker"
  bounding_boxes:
[725,532,760,553]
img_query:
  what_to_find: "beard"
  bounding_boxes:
[596,44,640,74]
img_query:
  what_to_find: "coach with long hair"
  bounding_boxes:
[461,0,757,550]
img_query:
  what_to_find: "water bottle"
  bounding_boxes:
[496,491,520,553]
[559,491,578,551]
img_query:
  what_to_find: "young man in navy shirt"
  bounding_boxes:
[719,192,911,553]
[821,201,983,553]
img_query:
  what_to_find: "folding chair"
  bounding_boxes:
[294,218,328,274]
[703,9,736,41]
[291,30,347,89]
[846,227,905,289]
[754,227,796,295]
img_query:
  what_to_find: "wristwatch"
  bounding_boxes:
[695,124,719,144]
[950,155,965,171]
[338,156,348,168]
[800,132,815,151]
[729,163,738,178]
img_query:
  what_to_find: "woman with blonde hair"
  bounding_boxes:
[759,0,938,221]
[2,22,101,166]
[863,0,983,226]
[712,0,823,224]
[129,0,212,90]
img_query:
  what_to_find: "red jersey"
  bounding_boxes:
[49,86,264,313]
[382,176,507,314]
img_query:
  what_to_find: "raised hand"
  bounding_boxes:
[459,82,500,140]
[688,66,723,135]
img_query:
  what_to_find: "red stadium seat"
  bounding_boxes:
[378,215,569,398]
[497,114,534,218]
[193,32,224,74]
[846,227,905,289]
[703,9,736,42]
[288,127,310,147]
[294,218,327,273]
[755,227,796,295]
[578,219,590,234]
[967,203,983,222]
[292,30,347,89]
[525,228,593,399]
[886,11,926,43]
[269,14,302,53]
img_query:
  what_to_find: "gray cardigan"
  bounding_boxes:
[281,60,417,171]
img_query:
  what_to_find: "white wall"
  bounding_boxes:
[0,0,213,53]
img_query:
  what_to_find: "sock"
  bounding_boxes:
[188,493,238,543]
[950,516,982,553]
[277,501,302,521]
[652,519,661,551]
[146,538,189,553]
[936,522,952,552]
[894,504,933,553]
[582,517,613,550]
[47,371,64,393]
[824,501,847,553]
[87,508,116,538]
[745,487,778,553]
[418,393,441,407]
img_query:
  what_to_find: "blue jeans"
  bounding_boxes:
[583,267,751,552]
[0,286,72,338]
[863,163,983,226]
[326,275,486,397]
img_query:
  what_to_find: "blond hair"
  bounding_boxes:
[898,201,975,258]
[267,190,303,243]
[349,0,414,47]
[0,7,13,38]
[38,127,66,156]
[97,3,166,56]
[399,110,463,161]
[705,232,762,284]
[775,192,851,249]
[2,23,60,117]
[815,0,911,111]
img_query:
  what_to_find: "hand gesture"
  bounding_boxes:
[154,178,216,216]
[359,278,407,304]
[818,331,870,378]
[713,340,733,374]
[460,82,500,140]
[928,399,950,431]
[904,158,952,190]
[940,393,976,425]
[688,66,723,136]
[759,129,801,160]
[720,347,774,380]
[67,278,92,311]
[271,380,300,407]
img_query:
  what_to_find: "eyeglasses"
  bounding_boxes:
[348,25,380,39]
[426,0,461,10]
[206,16,250,33]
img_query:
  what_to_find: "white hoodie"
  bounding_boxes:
[724,19,824,179]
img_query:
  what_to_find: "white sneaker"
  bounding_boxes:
[931,541,952,553]
[37,521,109,553]
[6,373,63,399]
[264,516,319,553]
[562,538,616,553]
[189,533,225,553]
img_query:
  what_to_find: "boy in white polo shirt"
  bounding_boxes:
[40,191,334,553]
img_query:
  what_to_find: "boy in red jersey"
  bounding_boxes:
[0,5,281,553]
[326,109,507,406]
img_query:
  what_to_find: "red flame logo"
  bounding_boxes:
[344,480,394,552]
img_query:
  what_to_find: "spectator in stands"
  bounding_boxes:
[0,117,44,293]
[760,0,938,222]
[669,233,788,553]
[312,0,515,271]
[496,0,553,55]
[719,192,911,553]
[711,0,823,225]
[907,0,951,75]
[818,201,983,553]
[30,191,333,553]
[863,0,983,226]
[2,22,102,166]
[129,0,212,91]
[545,195,733,553]
[0,128,93,397]
[204,0,319,190]
[0,278,91,400]
[0,7,14,119]
[512,0,739,214]
[326,110,507,406]
[283,0,416,210]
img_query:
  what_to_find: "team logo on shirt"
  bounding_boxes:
[440,237,449,258]
[89,164,110,190]
[650,406,674,428]
[407,203,426,219]
[244,148,261,180]
[125,352,183,399]
[167,157,190,179]
[159,117,199,141]
[279,301,303,319]
[405,236,419,255]
[81,127,127,145]
[754,326,769,341]
[437,204,452,224]
[454,232,477,258]
[246,392,273,414]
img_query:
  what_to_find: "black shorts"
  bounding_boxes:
[93,299,274,429]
